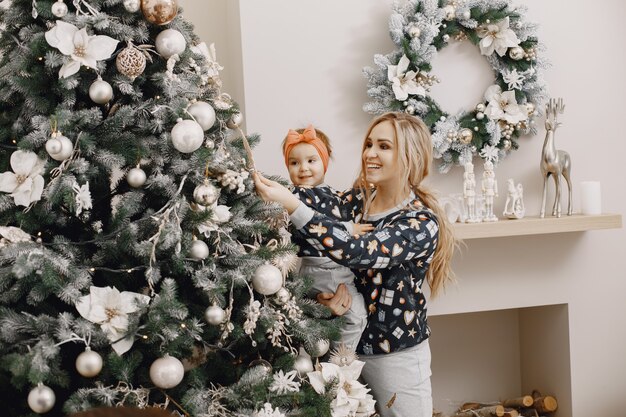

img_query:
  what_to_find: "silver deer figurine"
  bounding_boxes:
[540,98,572,218]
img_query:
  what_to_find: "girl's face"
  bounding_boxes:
[362,121,399,187]
[286,143,325,187]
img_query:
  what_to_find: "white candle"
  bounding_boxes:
[580,181,602,215]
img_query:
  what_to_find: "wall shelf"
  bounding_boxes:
[453,213,622,240]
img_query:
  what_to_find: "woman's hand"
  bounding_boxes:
[316,283,352,316]
[352,222,374,236]
[253,172,301,214]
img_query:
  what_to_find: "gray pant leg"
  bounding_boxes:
[360,340,433,417]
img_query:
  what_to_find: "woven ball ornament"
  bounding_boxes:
[116,45,146,79]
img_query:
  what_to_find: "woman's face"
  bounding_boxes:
[362,120,399,187]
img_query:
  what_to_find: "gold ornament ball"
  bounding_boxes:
[193,180,219,205]
[502,139,512,151]
[459,128,473,144]
[141,0,178,25]
[508,46,525,61]
[116,46,147,79]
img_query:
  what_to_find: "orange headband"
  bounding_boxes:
[282,125,330,173]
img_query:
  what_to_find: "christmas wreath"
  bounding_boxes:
[363,0,549,172]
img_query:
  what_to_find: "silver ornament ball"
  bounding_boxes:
[508,46,525,61]
[171,119,204,153]
[204,304,226,325]
[188,101,216,131]
[252,264,283,295]
[89,79,114,104]
[475,103,486,112]
[193,180,219,205]
[46,134,73,161]
[155,29,187,59]
[123,0,141,12]
[274,287,291,305]
[149,355,185,389]
[51,0,68,17]
[190,239,209,260]
[226,113,243,129]
[127,167,147,188]
[293,354,314,375]
[305,338,330,358]
[28,384,56,414]
[75,347,103,378]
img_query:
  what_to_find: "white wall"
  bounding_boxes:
[185,1,626,416]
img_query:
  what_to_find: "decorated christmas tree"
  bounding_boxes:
[0,1,366,415]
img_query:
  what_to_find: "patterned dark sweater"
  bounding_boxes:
[290,189,439,355]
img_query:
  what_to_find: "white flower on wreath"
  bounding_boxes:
[477,17,520,57]
[196,203,231,237]
[308,360,376,417]
[479,145,500,162]
[484,85,527,124]
[73,181,92,216]
[269,369,301,395]
[45,21,119,78]
[502,68,525,90]
[75,286,150,355]
[254,403,285,417]
[0,150,45,207]
[387,54,426,101]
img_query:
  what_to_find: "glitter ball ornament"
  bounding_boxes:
[155,29,186,59]
[508,46,525,61]
[190,239,209,260]
[193,180,219,205]
[46,132,73,161]
[274,287,291,305]
[127,167,147,188]
[204,304,225,325]
[75,347,103,378]
[116,45,147,79]
[28,383,56,414]
[305,338,330,358]
[459,128,473,144]
[171,119,204,153]
[51,0,68,17]
[89,78,113,104]
[123,0,141,12]
[252,264,283,296]
[226,113,243,129]
[149,355,184,389]
[188,101,216,131]
[141,0,178,25]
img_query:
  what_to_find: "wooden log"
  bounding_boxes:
[519,409,539,417]
[502,409,520,417]
[453,405,505,417]
[533,395,558,413]
[502,395,534,408]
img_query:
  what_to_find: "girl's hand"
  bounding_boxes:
[253,172,301,214]
[352,222,374,236]
[316,283,352,316]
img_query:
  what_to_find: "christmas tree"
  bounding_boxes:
[0,1,349,415]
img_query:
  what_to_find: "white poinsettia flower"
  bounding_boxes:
[45,21,119,78]
[477,17,520,57]
[387,54,426,101]
[479,144,500,162]
[75,286,150,355]
[0,150,45,207]
[484,85,527,124]
[73,181,92,215]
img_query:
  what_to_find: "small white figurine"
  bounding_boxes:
[503,178,525,219]
[463,162,480,223]
[481,160,498,222]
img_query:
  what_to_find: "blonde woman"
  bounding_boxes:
[254,112,455,417]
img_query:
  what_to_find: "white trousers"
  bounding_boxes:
[360,340,432,417]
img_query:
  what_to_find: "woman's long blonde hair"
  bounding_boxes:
[354,112,456,298]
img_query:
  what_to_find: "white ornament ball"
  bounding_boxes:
[226,113,243,129]
[123,0,141,12]
[188,101,216,131]
[306,338,330,358]
[171,119,204,153]
[443,4,456,20]
[508,46,525,61]
[293,354,314,375]
[51,0,68,17]
[75,347,103,378]
[45,134,73,161]
[155,29,186,59]
[274,287,291,305]
[149,355,185,389]
[127,167,147,188]
[89,79,113,104]
[190,239,209,260]
[476,112,485,120]
[193,181,219,205]
[462,10,471,20]
[204,304,225,325]
[252,264,283,296]
[28,384,56,414]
